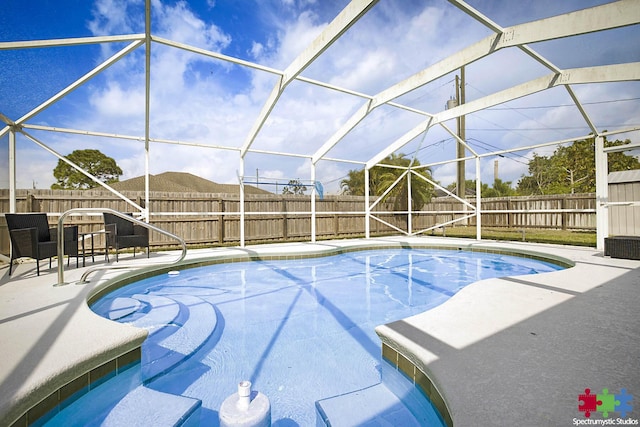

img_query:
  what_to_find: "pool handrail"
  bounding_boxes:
[56,208,187,286]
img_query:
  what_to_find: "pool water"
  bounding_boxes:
[54,248,563,426]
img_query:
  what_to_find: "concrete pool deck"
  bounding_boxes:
[1,236,639,426]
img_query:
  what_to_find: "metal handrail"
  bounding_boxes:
[56,208,187,286]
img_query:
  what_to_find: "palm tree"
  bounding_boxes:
[340,153,435,229]
[374,153,434,212]
[340,169,365,196]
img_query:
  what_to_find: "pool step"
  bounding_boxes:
[93,292,220,384]
[104,297,143,320]
[140,294,218,381]
[128,294,181,336]
[316,383,426,427]
[101,385,201,427]
[316,361,446,427]
[44,365,200,427]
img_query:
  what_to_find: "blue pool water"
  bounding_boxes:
[50,248,563,426]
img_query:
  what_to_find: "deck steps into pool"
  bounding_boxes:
[97,292,220,381]
[138,294,219,381]
[127,294,181,336]
[101,385,201,427]
[42,365,201,427]
[43,293,215,425]
[316,383,426,427]
[104,297,143,320]
[316,361,446,427]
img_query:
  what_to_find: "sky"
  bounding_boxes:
[1,0,639,193]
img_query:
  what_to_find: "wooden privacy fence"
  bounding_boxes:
[417,193,596,230]
[0,189,597,256]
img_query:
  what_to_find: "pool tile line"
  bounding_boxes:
[382,343,453,427]
[9,348,141,427]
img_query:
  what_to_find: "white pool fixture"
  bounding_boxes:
[219,380,271,427]
[168,270,180,276]
[238,380,251,410]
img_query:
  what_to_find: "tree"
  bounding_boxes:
[484,178,516,198]
[446,178,515,198]
[340,169,365,196]
[282,179,307,195]
[340,153,435,210]
[52,149,123,190]
[516,137,640,195]
[516,153,566,195]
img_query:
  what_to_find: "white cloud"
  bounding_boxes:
[250,41,264,59]
[154,1,231,51]
[331,49,396,94]
[88,0,141,36]
[260,10,325,68]
[89,81,145,118]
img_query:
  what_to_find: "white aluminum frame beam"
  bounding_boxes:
[368,62,640,168]
[19,129,144,211]
[153,36,431,119]
[152,36,284,76]
[0,34,145,50]
[20,123,242,151]
[604,139,640,153]
[595,136,608,250]
[0,113,18,212]
[9,129,17,213]
[143,0,152,221]
[433,63,640,125]
[565,86,599,135]
[312,0,639,164]
[240,0,379,157]
[486,0,639,45]
[0,11,434,153]
[0,40,144,139]
[447,0,560,74]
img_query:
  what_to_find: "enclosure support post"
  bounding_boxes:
[476,156,481,240]
[407,170,412,235]
[239,156,245,247]
[311,163,317,243]
[9,129,16,213]
[143,0,152,222]
[456,69,466,200]
[365,167,370,239]
[595,135,608,250]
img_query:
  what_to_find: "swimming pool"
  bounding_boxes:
[47,247,564,426]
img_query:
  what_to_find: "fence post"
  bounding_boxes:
[218,198,225,245]
[27,193,38,212]
[561,195,567,230]
[334,198,339,238]
[282,198,288,241]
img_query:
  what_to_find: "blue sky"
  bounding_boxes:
[1,0,639,192]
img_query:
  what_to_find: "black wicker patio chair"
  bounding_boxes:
[103,212,150,262]
[5,213,79,276]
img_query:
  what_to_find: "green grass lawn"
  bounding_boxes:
[430,226,596,247]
